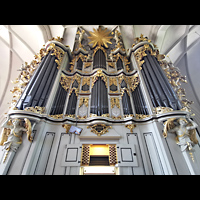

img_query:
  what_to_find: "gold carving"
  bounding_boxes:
[65,114,75,118]
[112,116,122,120]
[49,36,63,43]
[24,106,45,114]
[121,88,130,97]
[60,74,72,92]
[79,97,89,108]
[91,69,108,88]
[89,113,109,118]
[109,77,118,85]
[62,124,72,133]
[108,62,115,68]
[84,62,92,69]
[93,46,107,57]
[127,73,140,92]
[47,43,65,69]
[49,114,63,119]
[69,56,76,72]
[77,115,87,120]
[87,124,112,136]
[135,114,150,119]
[88,27,112,48]
[125,123,136,133]
[124,114,134,118]
[110,98,120,109]
[82,77,90,85]
[132,34,152,46]
[101,113,110,117]
[76,29,85,49]
[90,113,98,118]
[117,74,127,86]
[69,74,81,97]
[155,107,173,114]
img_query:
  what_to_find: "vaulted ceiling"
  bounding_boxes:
[1,25,200,123]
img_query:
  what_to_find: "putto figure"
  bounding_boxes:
[163,117,198,152]
[0,117,33,152]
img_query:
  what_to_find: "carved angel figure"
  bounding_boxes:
[163,117,198,152]
[0,117,33,152]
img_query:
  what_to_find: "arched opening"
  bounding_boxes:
[66,90,77,116]
[90,77,108,116]
[93,49,106,70]
[76,58,83,71]
[116,57,124,70]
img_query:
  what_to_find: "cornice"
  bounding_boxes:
[7,109,189,125]
[62,68,138,78]
[45,40,73,59]
[127,41,156,58]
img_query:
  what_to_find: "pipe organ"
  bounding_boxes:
[1,26,200,175]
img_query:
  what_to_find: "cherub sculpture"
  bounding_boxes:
[0,117,33,153]
[163,117,198,152]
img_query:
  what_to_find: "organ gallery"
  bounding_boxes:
[0,25,200,175]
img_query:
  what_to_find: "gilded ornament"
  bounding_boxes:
[132,34,151,47]
[108,62,115,68]
[68,74,81,97]
[127,73,140,92]
[112,116,122,120]
[82,77,90,87]
[124,114,134,118]
[64,114,75,119]
[1,117,34,163]
[48,114,63,119]
[125,123,136,133]
[49,36,63,43]
[24,106,45,114]
[109,77,118,87]
[117,74,127,85]
[62,124,72,134]
[101,113,110,117]
[84,62,92,69]
[77,115,87,120]
[110,98,120,109]
[87,124,112,136]
[76,29,85,49]
[121,88,130,97]
[135,114,150,119]
[162,117,198,162]
[93,46,107,57]
[155,107,173,114]
[88,27,113,48]
[91,69,108,88]
[79,97,89,108]
[60,74,72,92]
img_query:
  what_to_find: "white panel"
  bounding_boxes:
[121,148,133,162]
[144,133,164,175]
[53,133,71,175]
[34,132,55,175]
[8,130,36,175]
[61,144,82,167]
[66,148,78,162]
[117,144,138,167]
[127,134,146,175]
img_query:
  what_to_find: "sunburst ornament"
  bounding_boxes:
[88,27,113,48]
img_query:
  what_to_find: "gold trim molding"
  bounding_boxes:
[87,124,112,137]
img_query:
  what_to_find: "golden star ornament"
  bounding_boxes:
[88,27,113,48]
